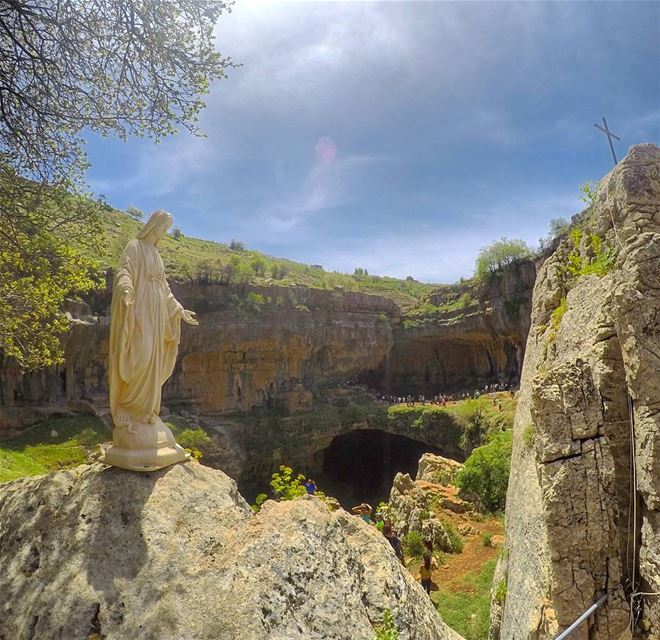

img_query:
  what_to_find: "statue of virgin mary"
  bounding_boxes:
[104,210,198,471]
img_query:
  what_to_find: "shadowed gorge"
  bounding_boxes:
[318,429,446,507]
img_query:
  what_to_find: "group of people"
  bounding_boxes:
[350,503,438,595]
[380,381,517,407]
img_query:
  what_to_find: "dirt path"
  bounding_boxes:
[408,490,504,592]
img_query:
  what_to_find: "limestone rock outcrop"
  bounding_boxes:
[416,452,463,485]
[497,144,660,639]
[388,454,475,553]
[0,462,462,640]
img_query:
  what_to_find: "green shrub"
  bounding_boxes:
[373,609,399,640]
[403,530,425,558]
[270,465,306,501]
[252,493,268,513]
[482,532,493,547]
[578,180,600,207]
[173,427,212,449]
[456,430,513,513]
[522,424,535,448]
[566,229,616,278]
[420,509,430,521]
[444,522,464,553]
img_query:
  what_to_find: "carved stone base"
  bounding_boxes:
[103,416,188,472]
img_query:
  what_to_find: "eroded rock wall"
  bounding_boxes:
[497,144,660,639]
[0,286,397,432]
[363,261,536,396]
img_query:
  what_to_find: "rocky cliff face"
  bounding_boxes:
[0,263,533,435]
[0,285,397,432]
[0,461,462,640]
[362,261,536,396]
[496,144,660,639]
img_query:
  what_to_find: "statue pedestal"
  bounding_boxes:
[104,417,188,472]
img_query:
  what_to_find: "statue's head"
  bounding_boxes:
[138,210,174,245]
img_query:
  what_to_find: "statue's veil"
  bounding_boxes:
[137,210,173,242]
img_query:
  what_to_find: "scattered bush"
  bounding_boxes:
[444,522,464,553]
[456,430,513,513]
[252,492,268,513]
[229,239,245,251]
[403,530,425,558]
[550,297,568,332]
[244,292,265,312]
[578,180,600,207]
[270,465,306,501]
[251,257,266,276]
[174,427,212,449]
[373,609,399,640]
[482,532,493,547]
[126,205,143,221]
[566,229,616,278]
[171,226,183,240]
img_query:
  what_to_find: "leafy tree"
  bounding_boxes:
[0,0,236,369]
[548,217,570,239]
[0,168,103,369]
[456,430,512,512]
[578,180,600,207]
[229,239,245,252]
[474,237,534,279]
[1,0,236,184]
[171,226,183,241]
[251,256,266,277]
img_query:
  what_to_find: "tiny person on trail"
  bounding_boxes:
[420,553,433,595]
[304,478,317,495]
[382,523,405,564]
[351,503,372,524]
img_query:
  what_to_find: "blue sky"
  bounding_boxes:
[85,0,660,284]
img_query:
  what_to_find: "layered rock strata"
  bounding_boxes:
[496,144,660,639]
[0,266,535,435]
[0,462,462,640]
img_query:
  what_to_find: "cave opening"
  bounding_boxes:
[316,429,447,509]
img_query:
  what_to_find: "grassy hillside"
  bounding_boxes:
[100,208,438,309]
[0,416,111,483]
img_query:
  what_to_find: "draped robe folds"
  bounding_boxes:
[109,238,183,427]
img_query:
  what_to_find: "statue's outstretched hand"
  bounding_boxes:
[182,309,198,326]
[122,286,134,307]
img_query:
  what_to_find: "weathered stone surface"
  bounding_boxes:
[416,452,463,485]
[388,466,474,553]
[0,462,462,640]
[498,144,660,639]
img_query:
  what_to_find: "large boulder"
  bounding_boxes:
[0,462,462,640]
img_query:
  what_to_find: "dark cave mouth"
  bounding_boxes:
[316,429,447,509]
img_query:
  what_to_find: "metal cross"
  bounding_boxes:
[594,117,621,166]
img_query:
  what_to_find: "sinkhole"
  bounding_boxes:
[316,429,446,508]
